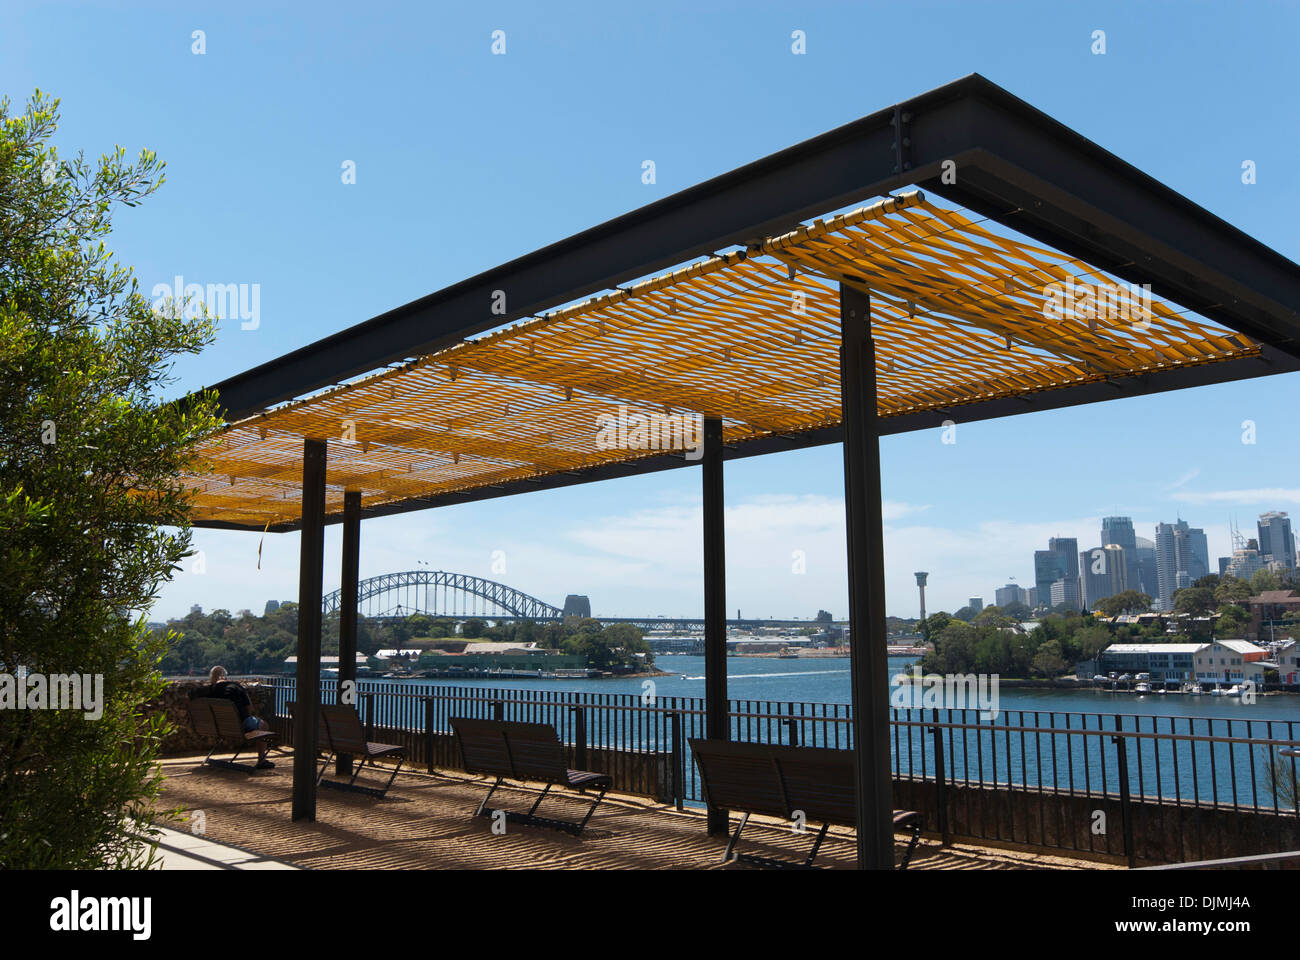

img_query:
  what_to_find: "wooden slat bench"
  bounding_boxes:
[286,701,407,799]
[690,738,923,869]
[451,717,612,836]
[187,698,277,773]
[314,704,405,799]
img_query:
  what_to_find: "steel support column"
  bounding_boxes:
[702,417,729,836]
[336,489,361,777]
[839,284,895,869]
[292,438,327,821]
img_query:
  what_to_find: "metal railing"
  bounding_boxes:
[263,677,1300,860]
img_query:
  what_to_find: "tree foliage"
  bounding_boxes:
[0,92,221,867]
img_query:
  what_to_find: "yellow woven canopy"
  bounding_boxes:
[182,191,1257,528]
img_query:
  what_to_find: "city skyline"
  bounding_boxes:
[982,509,1296,618]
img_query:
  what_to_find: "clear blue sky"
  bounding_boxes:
[6,1,1300,621]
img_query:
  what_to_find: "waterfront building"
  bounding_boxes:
[1277,638,1300,684]
[1098,642,1201,681]
[1257,511,1297,569]
[1193,640,1267,685]
[1097,640,1266,684]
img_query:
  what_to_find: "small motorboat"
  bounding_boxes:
[1134,682,1151,694]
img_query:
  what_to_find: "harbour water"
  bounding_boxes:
[359,654,1300,723]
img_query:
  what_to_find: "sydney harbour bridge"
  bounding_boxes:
[319,569,818,630]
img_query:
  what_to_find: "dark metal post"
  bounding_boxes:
[839,283,895,869]
[423,697,435,773]
[363,692,375,741]
[932,708,950,845]
[1112,734,1136,867]
[670,712,685,811]
[292,437,327,821]
[702,416,729,835]
[572,706,588,770]
[336,490,361,777]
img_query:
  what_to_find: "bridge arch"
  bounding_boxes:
[321,570,563,620]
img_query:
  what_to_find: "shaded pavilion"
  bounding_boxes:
[176,75,1300,868]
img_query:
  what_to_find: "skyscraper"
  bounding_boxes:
[1081,544,1127,610]
[1155,520,1209,610]
[1257,511,1296,569]
[1101,517,1140,603]
[1134,536,1157,601]
[1036,537,1081,610]
[1154,522,1178,611]
[995,583,1026,608]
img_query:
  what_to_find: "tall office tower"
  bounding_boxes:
[1034,550,1062,608]
[968,597,984,613]
[1050,577,1080,610]
[1134,537,1157,600]
[1036,537,1081,610]
[1079,544,1127,611]
[1175,524,1210,582]
[1156,520,1210,609]
[1051,537,1081,609]
[914,572,929,621]
[1258,511,1297,569]
[1101,517,1140,603]
[1155,522,1178,610]
[1218,557,1231,576]
[1026,587,1039,608]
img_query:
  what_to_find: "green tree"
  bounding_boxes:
[0,92,220,868]
[460,617,486,638]
[919,611,952,643]
[1094,590,1152,618]
[1251,569,1283,594]
[1032,639,1068,677]
[1172,586,1215,618]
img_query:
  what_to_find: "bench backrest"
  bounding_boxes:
[689,739,856,826]
[189,698,246,743]
[319,704,368,754]
[452,717,568,783]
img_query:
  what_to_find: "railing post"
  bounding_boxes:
[931,708,949,845]
[362,691,374,742]
[492,700,505,721]
[572,706,588,770]
[670,711,685,811]
[1112,733,1136,868]
[423,696,435,774]
[782,715,800,747]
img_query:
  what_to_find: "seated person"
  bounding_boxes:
[192,666,275,769]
